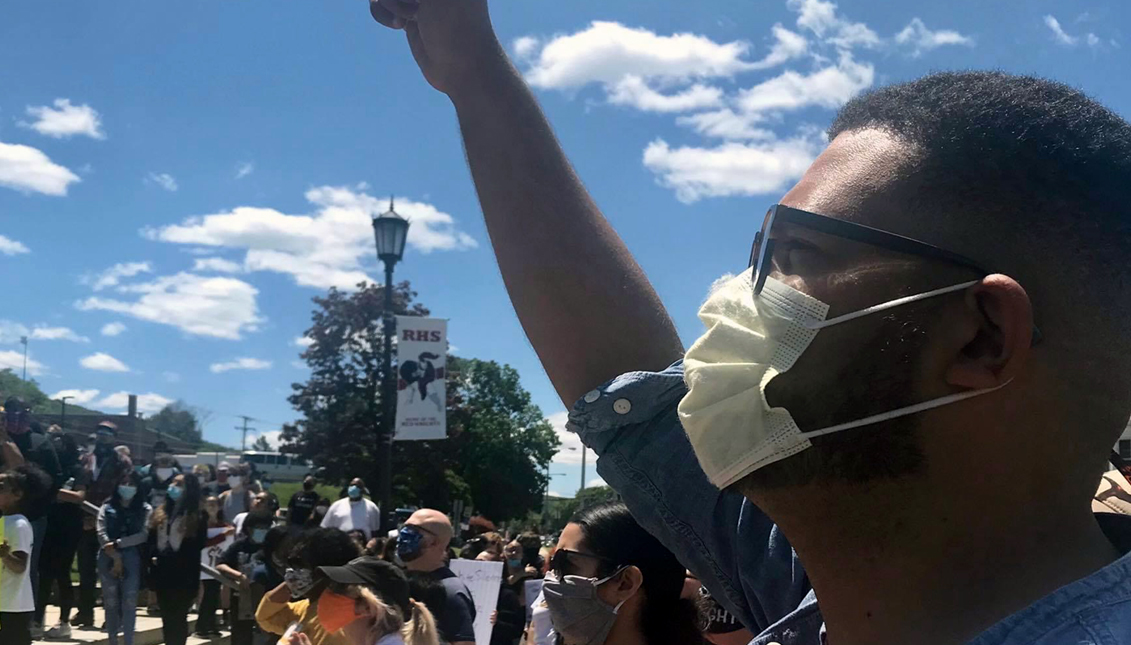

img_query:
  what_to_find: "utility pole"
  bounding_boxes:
[581,448,587,493]
[237,416,256,452]
[19,336,27,381]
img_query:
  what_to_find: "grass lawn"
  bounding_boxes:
[268,481,342,508]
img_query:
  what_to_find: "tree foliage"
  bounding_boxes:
[148,401,208,444]
[281,281,560,522]
[250,435,273,451]
[0,369,100,415]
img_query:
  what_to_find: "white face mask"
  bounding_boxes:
[679,269,1003,489]
[228,476,243,489]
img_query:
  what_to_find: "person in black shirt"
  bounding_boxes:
[286,475,320,529]
[38,427,89,639]
[398,509,476,645]
[216,513,275,645]
[2,397,63,638]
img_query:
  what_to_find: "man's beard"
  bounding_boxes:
[736,303,934,491]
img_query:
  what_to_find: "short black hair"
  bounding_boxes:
[5,464,53,516]
[292,527,362,568]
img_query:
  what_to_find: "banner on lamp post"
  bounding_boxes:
[395,317,447,440]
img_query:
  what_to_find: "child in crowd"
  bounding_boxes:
[0,465,52,645]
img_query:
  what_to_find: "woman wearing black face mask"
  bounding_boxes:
[544,502,704,645]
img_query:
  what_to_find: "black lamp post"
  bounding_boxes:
[372,197,410,532]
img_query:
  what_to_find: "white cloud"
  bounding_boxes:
[147,172,178,192]
[1044,15,1076,46]
[1086,33,1100,47]
[290,360,308,369]
[101,322,127,336]
[643,131,823,203]
[21,99,106,140]
[143,186,477,290]
[586,476,607,488]
[31,326,89,342]
[235,162,254,179]
[547,491,568,498]
[735,53,874,115]
[788,0,880,49]
[523,21,758,91]
[76,272,264,340]
[0,350,45,376]
[192,257,243,273]
[0,321,28,344]
[513,36,540,59]
[0,141,81,196]
[607,76,724,113]
[0,236,30,256]
[676,109,775,141]
[97,391,173,415]
[293,336,315,348]
[49,388,100,405]
[80,352,130,372]
[894,18,974,56]
[162,371,181,383]
[210,357,272,373]
[750,24,810,69]
[86,261,152,291]
[548,411,598,466]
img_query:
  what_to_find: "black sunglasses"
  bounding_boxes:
[549,549,619,577]
[749,204,1042,344]
[749,204,988,295]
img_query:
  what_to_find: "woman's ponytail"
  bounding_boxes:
[403,599,440,645]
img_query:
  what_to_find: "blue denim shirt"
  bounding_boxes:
[568,361,1131,645]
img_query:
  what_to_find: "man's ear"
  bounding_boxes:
[944,274,1033,390]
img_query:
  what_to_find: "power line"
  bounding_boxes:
[236,415,257,452]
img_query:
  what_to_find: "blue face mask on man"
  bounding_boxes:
[252,528,268,544]
[118,484,137,501]
[167,485,183,501]
[347,485,362,500]
[396,526,426,562]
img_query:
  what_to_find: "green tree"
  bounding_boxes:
[281,281,560,521]
[250,435,273,451]
[149,401,207,444]
[575,485,619,510]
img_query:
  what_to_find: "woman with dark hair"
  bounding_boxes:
[96,467,151,645]
[148,472,206,645]
[196,494,234,637]
[544,502,703,645]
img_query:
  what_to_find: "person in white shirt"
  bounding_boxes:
[0,464,53,645]
[320,478,381,539]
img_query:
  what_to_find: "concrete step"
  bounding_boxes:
[37,607,232,645]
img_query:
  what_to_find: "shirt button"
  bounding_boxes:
[613,399,632,415]
[583,390,601,404]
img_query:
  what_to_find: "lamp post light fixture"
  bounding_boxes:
[372,197,410,532]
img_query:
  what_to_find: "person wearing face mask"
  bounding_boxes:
[373,2,1131,642]
[321,478,380,540]
[195,495,236,638]
[148,473,206,645]
[141,440,182,509]
[220,464,253,521]
[542,503,703,645]
[296,556,439,645]
[398,509,475,645]
[217,513,277,645]
[256,527,361,645]
[38,426,88,639]
[96,467,152,645]
[475,538,525,645]
[1,398,63,639]
[288,476,321,530]
[73,420,129,628]
[233,490,280,537]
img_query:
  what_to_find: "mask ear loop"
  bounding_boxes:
[803,280,980,330]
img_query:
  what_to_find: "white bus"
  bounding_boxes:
[175,451,314,482]
[239,451,314,482]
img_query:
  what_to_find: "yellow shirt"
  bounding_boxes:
[255,594,352,645]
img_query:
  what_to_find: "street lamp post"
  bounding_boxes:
[19,336,27,381]
[372,197,410,533]
[60,395,73,431]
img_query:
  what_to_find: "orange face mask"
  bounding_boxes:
[318,590,361,633]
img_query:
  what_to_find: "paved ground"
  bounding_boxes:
[37,607,230,645]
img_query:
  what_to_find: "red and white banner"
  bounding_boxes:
[395,317,447,440]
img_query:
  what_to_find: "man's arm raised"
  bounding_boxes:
[370,0,683,406]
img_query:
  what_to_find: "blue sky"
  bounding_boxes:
[1,0,1127,497]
